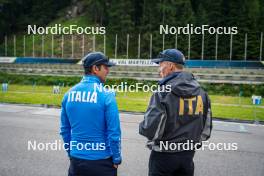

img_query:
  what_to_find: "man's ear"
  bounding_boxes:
[91,65,98,74]
[169,63,174,71]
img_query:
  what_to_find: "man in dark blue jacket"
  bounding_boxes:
[139,49,212,176]
[60,52,121,176]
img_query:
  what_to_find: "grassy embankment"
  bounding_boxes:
[0,84,263,121]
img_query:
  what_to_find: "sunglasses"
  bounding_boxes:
[84,56,110,66]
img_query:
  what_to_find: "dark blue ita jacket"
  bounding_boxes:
[60,75,121,164]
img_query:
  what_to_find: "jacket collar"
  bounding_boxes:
[81,75,102,84]
[158,71,181,85]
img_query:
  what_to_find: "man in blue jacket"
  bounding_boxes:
[60,52,121,176]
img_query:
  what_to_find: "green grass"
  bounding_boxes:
[0,84,263,121]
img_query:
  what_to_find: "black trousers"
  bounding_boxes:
[149,151,195,176]
[68,156,117,176]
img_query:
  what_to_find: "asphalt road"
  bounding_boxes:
[0,104,263,176]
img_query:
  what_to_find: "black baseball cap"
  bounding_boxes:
[82,52,116,67]
[151,49,185,65]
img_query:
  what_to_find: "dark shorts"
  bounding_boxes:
[68,156,117,176]
[149,151,195,176]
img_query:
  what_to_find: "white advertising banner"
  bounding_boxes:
[110,59,157,66]
[0,57,17,63]
[77,59,158,66]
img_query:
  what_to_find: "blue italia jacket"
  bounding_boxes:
[60,75,122,164]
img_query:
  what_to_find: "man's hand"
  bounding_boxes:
[113,164,118,169]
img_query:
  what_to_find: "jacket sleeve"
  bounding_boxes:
[105,92,122,165]
[139,92,167,141]
[200,93,213,141]
[60,93,71,156]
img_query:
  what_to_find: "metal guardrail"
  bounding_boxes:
[0,63,264,74]
[0,64,263,84]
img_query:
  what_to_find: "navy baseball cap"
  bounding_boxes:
[151,49,185,65]
[82,52,116,67]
